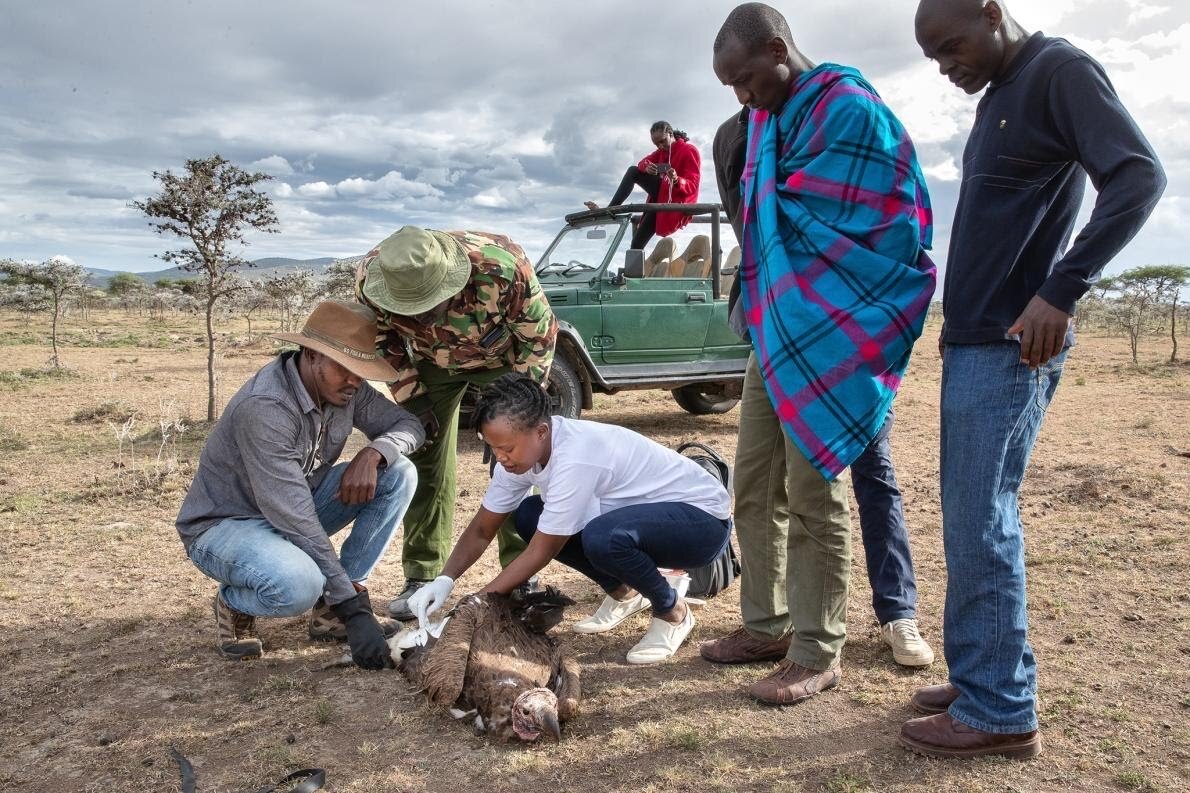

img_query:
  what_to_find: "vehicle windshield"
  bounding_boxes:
[536,222,623,276]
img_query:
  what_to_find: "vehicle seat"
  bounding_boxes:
[669,235,711,278]
[719,246,740,297]
[643,237,676,277]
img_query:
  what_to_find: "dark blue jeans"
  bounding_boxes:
[514,496,730,615]
[851,407,918,625]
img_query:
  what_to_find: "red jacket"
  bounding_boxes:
[637,136,701,237]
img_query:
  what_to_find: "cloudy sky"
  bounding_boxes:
[1,0,1186,285]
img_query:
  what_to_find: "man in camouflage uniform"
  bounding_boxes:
[355,226,557,619]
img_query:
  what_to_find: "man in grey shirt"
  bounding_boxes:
[177,300,424,668]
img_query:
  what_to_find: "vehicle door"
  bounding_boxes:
[597,226,715,364]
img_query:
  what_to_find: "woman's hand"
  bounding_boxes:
[644,163,659,175]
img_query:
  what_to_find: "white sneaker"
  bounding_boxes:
[626,605,695,664]
[572,592,650,634]
[881,618,935,667]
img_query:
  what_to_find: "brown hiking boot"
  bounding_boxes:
[213,595,262,660]
[911,682,960,715]
[308,597,401,642]
[749,659,840,706]
[899,712,1041,760]
[700,626,791,664]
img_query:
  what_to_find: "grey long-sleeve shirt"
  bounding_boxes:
[176,351,425,604]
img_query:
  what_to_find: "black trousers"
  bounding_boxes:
[608,165,661,249]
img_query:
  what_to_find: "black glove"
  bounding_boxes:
[330,590,394,670]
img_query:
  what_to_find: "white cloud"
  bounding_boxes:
[923,158,960,182]
[1125,0,1170,26]
[295,181,335,199]
[250,155,295,175]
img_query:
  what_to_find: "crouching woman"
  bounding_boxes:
[408,373,732,663]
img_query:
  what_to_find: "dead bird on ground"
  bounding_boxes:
[393,587,580,742]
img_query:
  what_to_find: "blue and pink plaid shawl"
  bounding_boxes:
[740,64,937,480]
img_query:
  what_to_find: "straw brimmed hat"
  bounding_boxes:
[361,226,471,316]
[274,300,398,382]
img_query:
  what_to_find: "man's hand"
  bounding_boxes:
[337,448,383,505]
[409,575,454,627]
[1007,295,1071,370]
[330,590,395,670]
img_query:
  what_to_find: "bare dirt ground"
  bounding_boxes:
[0,309,1187,793]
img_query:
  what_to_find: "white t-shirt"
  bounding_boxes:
[481,417,732,536]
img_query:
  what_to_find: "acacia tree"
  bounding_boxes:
[322,257,362,301]
[234,280,272,341]
[108,272,148,313]
[1112,265,1190,364]
[133,155,278,421]
[1134,265,1190,362]
[264,269,320,332]
[0,256,87,368]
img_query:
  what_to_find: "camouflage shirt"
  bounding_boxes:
[356,230,557,402]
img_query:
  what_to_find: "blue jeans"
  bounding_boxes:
[188,457,417,616]
[514,496,731,615]
[941,342,1065,734]
[852,408,918,625]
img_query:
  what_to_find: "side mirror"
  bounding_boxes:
[623,249,644,279]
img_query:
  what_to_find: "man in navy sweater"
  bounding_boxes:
[906,0,1166,759]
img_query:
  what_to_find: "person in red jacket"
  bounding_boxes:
[584,120,701,249]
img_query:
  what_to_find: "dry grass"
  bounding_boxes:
[0,309,1188,792]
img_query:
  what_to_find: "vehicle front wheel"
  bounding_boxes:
[546,356,582,419]
[672,384,739,415]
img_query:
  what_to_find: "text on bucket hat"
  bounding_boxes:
[273,300,398,382]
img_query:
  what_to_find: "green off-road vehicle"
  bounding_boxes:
[533,202,750,419]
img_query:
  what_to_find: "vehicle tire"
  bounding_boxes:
[546,356,582,420]
[672,384,739,415]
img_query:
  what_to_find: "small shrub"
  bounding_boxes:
[71,401,135,424]
[313,699,337,725]
[0,424,28,452]
[824,772,873,793]
[1114,769,1155,791]
[0,367,78,390]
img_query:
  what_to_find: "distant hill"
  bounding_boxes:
[83,257,338,288]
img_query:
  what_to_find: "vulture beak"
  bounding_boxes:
[540,710,561,742]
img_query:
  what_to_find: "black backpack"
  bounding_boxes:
[676,442,741,598]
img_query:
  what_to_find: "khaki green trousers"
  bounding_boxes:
[400,364,526,580]
[734,354,852,670]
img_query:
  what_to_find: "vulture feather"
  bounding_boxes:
[394,587,581,742]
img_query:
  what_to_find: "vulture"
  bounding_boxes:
[393,587,581,742]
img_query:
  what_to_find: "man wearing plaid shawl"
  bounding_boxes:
[701,3,936,705]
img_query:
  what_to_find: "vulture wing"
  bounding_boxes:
[422,595,483,707]
[552,645,581,721]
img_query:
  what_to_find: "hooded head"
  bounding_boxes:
[511,688,561,742]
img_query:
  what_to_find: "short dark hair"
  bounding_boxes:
[474,373,551,434]
[713,2,793,55]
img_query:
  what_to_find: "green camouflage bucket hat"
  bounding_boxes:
[362,226,471,316]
